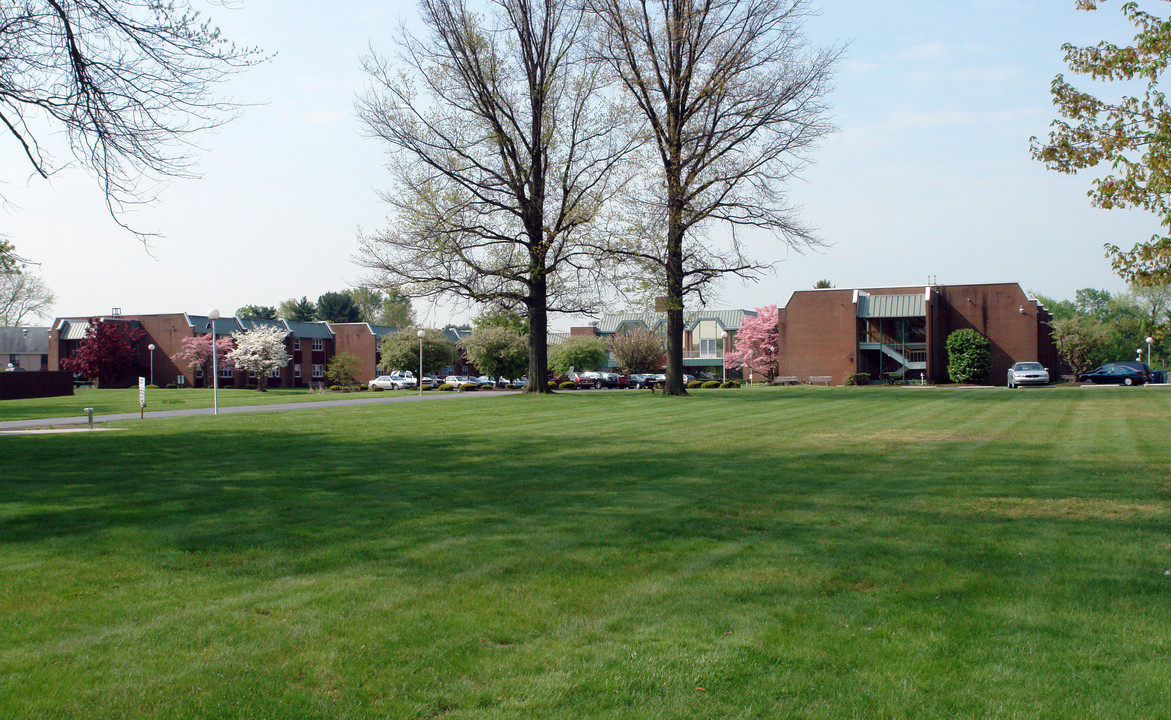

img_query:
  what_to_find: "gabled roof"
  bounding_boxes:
[238,318,289,333]
[369,324,401,339]
[442,328,472,343]
[186,314,244,335]
[284,320,334,340]
[596,309,756,334]
[0,327,49,354]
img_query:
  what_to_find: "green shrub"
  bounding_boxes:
[145,384,159,390]
[559,381,578,390]
[845,372,870,386]
[547,381,558,389]
[164,383,177,389]
[505,383,517,390]
[421,384,435,391]
[946,328,992,383]
[438,383,455,392]
[720,381,740,388]
[329,385,343,392]
[687,380,704,389]
[460,383,479,391]
[701,380,722,388]
[371,385,384,392]
[479,383,493,390]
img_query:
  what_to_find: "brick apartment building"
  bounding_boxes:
[48,313,337,388]
[777,282,1059,386]
[41,282,1055,389]
[46,313,482,388]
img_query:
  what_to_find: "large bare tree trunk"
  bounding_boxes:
[526,277,553,394]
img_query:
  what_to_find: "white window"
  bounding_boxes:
[312,338,324,351]
[269,367,281,378]
[312,364,323,378]
[294,364,301,379]
[220,366,232,378]
[294,338,301,351]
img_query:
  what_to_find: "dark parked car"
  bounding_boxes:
[572,371,621,389]
[1078,362,1150,386]
[629,373,665,389]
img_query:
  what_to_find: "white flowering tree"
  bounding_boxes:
[226,326,290,392]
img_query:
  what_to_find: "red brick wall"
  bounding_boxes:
[331,324,380,382]
[777,284,1059,386]
[933,284,1057,385]
[777,289,858,383]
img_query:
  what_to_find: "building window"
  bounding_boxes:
[312,338,324,351]
[269,367,282,378]
[294,338,301,351]
[294,364,301,379]
[220,366,232,378]
[312,364,323,378]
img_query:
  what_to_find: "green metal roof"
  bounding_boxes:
[187,314,244,335]
[60,321,90,341]
[857,294,925,318]
[238,318,289,333]
[368,324,401,339]
[283,320,334,339]
[59,318,142,340]
[596,309,755,334]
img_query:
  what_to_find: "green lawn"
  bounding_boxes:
[2,387,1169,718]
[0,386,422,422]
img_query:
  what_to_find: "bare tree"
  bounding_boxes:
[356,0,633,393]
[0,0,263,245]
[586,0,839,394]
[0,268,56,325]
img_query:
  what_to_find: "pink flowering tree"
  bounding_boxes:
[171,333,235,386]
[724,305,779,381]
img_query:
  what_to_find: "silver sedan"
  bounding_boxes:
[1007,362,1049,388]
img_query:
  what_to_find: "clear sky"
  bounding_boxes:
[2,0,1160,328]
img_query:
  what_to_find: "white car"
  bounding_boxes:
[444,375,474,386]
[1006,362,1049,388]
[368,372,418,390]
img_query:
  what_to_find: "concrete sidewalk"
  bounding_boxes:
[0,390,511,432]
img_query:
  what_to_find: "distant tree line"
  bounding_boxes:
[1036,285,1170,376]
[234,289,415,326]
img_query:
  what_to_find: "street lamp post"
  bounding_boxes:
[208,309,220,415]
[1146,336,1154,367]
[417,329,426,397]
[147,343,155,386]
[720,330,728,383]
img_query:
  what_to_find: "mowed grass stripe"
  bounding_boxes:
[1,387,1169,719]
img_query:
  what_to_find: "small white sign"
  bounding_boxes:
[139,376,146,407]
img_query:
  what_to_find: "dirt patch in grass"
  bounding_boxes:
[805,429,983,446]
[930,496,1165,521]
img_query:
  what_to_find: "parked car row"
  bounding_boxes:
[368,371,418,390]
[1004,360,1158,387]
